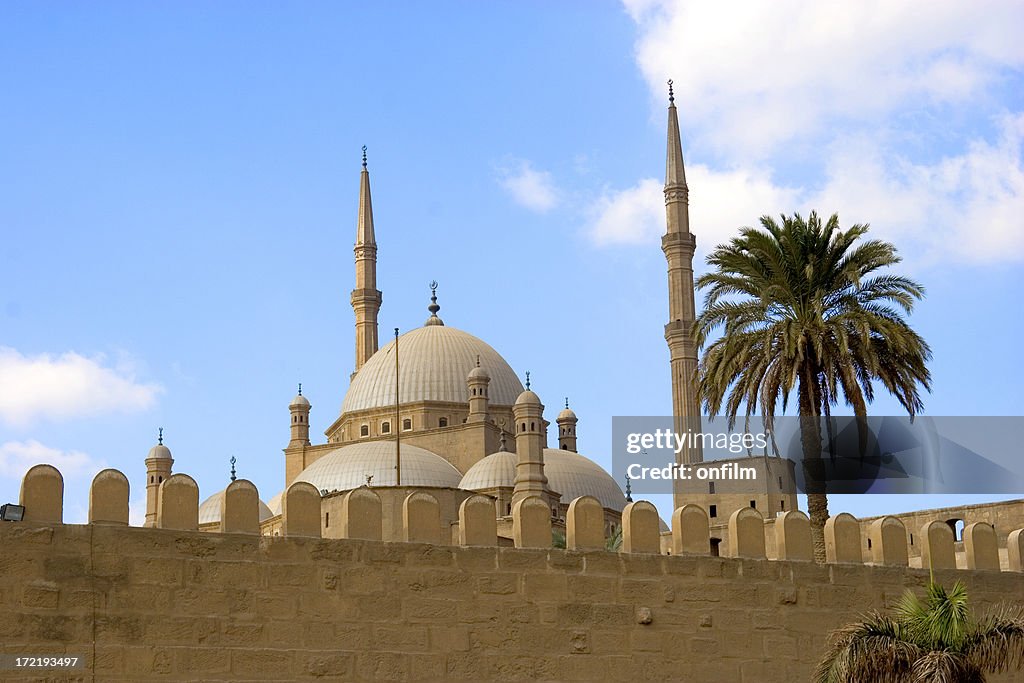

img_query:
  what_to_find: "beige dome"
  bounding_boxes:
[458,448,626,512]
[340,325,523,414]
[290,393,310,408]
[458,450,516,490]
[294,441,462,492]
[514,389,542,406]
[147,444,172,460]
[198,489,274,525]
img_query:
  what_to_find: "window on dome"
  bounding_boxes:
[403,419,412,431]
[381,421,391,434]
[360,425,369,437]
[439,417,448,428]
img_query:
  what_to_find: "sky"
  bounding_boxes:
[1,1,1022,526]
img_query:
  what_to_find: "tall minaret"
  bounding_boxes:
[351,146,382,376]
[662,80,703,482]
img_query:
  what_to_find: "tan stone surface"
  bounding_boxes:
[220,479,260,535]
[964,522,1000,571]
[458,495,496,546]
[157,474,199,531]
[728,507,766,559]
[1008,529,1024,572]
[671,504,709,555]
[824,513,862,564]
[3,522,1023,682]
[622,501,660,554]
[282,481,321,538]
[340,486,382,541]
[403,491,441,544]
[921,520,956,570]
[566,496,605,551]
[869,516,909,566]
[19,464,63,524]
[512,496,551,548]
[775,510,813,562]
[89,468,129,525]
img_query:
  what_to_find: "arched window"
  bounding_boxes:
[150,476,154,484]
[530,422,535,431]
[360,424,369,437]
[439,417,448,428]
[158,476,162,483]
[521,423,526,432]
[403,418,412,431]
[561,444,567,450]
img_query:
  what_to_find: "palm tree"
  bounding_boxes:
[816,580,1024,682]
[695,211,931,562]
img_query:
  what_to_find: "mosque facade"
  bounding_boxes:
[142,88,793,547]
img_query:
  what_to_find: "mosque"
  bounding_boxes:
[140,85,788,546]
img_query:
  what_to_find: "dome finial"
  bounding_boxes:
[625,474,632,502]
[297,382,302,396]
[499,428,508,452]
[667,79,674,104]
[230,456,237,482]
[361,145,367,169]
[476,354,480,368]
[157,427,163,445]
[425,280,444,325]
[565,397,569,409]
[525,371,531,390]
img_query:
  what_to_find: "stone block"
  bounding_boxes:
[89,469,129,525]
[403,491,441,545]
[19,464,63,524]
[621,500,661,554]
[672,504,710,555]
[775,510,813,561]
[458,494,496,546]
[566,495,605,551]
[824,512,862,564]
[282,481,321,538]
[728,507,766,559]
[157,474,199,531]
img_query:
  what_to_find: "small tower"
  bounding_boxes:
[144,428,173,528]
[467,356,490,423]
[512,374,549,506]
[289,383,311,447]
[351,146,383,376]
[556,398,578,452]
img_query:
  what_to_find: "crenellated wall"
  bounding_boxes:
[5,464,1024,682]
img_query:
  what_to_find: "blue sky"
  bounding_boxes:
[1,1,1022,525]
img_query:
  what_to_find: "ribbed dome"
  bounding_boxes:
[198,489,274,525]
[340,325,523,414]
[295,441,462,492]
[458,448,626,512]
[458,450,516,490]
[266,490,283,516]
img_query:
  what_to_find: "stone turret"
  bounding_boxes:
[556,398,577,452]
[467,357,490,423]
[144,428,173,528]
[512,375,550,506]
[289,384,311,447]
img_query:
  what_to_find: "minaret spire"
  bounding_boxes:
[661,79,703,508]
[351,145,383,375]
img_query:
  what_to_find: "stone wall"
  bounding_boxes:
[3,523,1023,682]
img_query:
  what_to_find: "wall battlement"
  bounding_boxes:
[6,463,1024,681]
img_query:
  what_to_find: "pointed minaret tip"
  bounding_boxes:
[356,146,375,244]
[668,79,674,105]
[665,78,687,190]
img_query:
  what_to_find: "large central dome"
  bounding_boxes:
[341,324,524,414]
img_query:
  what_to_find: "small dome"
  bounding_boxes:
[514,389,541,406]
[557,407,577,422]
[468,365,490,381]
[291,394,310,408]
[198,489,275,525]
[458,451,517,490]
[147,444,172,460]
[458,448,626,512]
[294,441,462,492]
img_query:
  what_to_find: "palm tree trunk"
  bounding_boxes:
[799,364,829,563]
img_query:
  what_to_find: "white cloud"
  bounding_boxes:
[0,440,105,481]
[808,113,1024,265]
[589,114,1024,265]
[0,347,163,426]
[623,0,1024,158]
[497,160,560,212]
[587,167,799,249]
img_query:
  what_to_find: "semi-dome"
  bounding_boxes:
[458,448,626,512]
[198,489,275,525]
[294,441,462,492]
[340,325,523,414]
